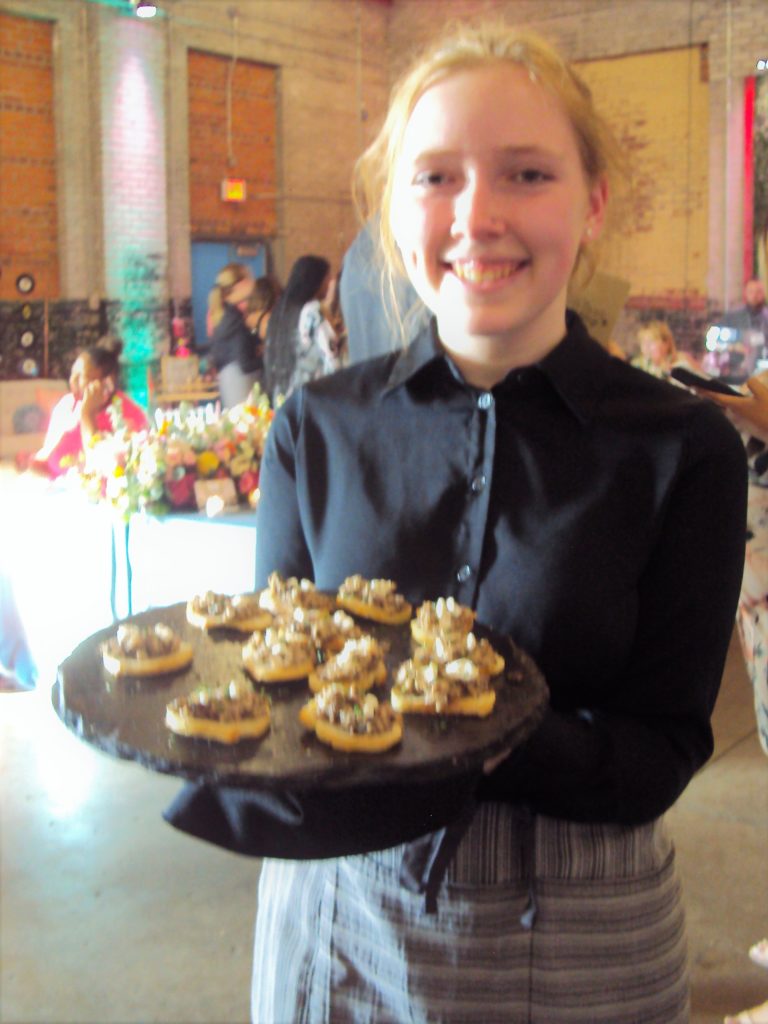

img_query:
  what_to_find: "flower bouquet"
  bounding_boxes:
[81,385,274,519]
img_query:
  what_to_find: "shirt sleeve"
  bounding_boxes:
[34,394,77,461]
[481,407,749,824]
[35,395,85,476]
[254,393,313,586]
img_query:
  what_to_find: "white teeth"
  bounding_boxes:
[452,262,522,284]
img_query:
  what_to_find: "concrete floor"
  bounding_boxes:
[1,630,766,1024]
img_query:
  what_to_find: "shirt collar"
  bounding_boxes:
[383,311,608,424]
[534,311,609,424]
[383,319,445,393]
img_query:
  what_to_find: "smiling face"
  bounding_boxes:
[389,64,606,375]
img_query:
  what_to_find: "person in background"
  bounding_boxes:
[264,254,341,400]
[718,278,768,381]
[723,278,768,338]
[339,216,428,364]
[206,283,224,340]
[208,263,260,408]
[30,338,147,479]
[630,319,698,378]
[324,265,348,359]
[0,567,38,691]
[692,372,768,1024]
[249,21,747,1023]
[288,269,345,392]
[245,276,279,344]
[244,276,280,393]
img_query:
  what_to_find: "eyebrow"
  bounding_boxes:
[408,144,563,163]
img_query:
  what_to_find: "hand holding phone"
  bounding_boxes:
[669,367,744,396]
[674,370,768,443]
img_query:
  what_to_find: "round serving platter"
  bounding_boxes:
[53,601,549,791]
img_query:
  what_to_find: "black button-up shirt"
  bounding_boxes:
[255,312,747,826]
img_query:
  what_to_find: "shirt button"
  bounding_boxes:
[456,564,472,583]
[477,392,494,410]
[470,473,486,494]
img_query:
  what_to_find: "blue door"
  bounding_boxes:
[190,240,268,351]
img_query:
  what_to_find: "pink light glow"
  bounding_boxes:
[103,26,167,295]
[744,76,755,282]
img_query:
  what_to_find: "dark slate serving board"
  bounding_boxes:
[53,602,549,791]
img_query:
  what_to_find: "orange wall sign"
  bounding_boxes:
[221,178,246,203]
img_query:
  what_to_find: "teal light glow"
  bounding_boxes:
[101,21,168,408]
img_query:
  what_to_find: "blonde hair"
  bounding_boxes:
[354,22,626,336]
[639,319,677,359]
[207,262,250,332]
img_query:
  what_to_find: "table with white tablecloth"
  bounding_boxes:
[0,473,257,689]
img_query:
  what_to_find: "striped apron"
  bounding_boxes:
[251,803,689,1024]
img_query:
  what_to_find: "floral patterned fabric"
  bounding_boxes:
[737,450,768,755]
[288,300,341,393]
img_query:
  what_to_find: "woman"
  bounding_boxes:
[251,24,747,1023]
[263,254,340,400]
[631,319,698,379]
[208,263,260,408]
[245,276,279,349]
[31,339,146,478]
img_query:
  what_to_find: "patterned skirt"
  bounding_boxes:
[736,482,768,756]
[251,803,689,1024]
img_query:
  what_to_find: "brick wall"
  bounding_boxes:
[187,50,277,240]
[166,0,390,281]
[0,10,58,301]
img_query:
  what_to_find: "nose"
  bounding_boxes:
[452,172,506,240]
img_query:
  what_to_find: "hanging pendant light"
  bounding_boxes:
[134,0,157,18]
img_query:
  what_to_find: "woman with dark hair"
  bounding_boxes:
[244,276,280,393]
[31,338,147,478]
[264,254,341,400]
[246,276,280,340]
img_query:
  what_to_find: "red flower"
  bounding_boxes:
[166,472,196,508]
[237,469,259,496]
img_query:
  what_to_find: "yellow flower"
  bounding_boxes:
[196,451,220,477]
[114,465,125,478]
[230,453,252,477]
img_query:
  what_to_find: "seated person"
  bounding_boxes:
[30,339,147,478]
[631,319,698,379]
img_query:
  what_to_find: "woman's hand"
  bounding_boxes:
[81,378,114,417]
[696,375,768,444]
[80,377,114,444]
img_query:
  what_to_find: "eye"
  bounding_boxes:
[506,168,553,185]
[413,169,454,188]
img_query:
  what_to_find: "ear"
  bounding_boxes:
[584,174,608,240]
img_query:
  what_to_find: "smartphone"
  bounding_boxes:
[669,367,744,397]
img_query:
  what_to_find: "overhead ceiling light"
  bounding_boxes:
[134,0,157,17]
